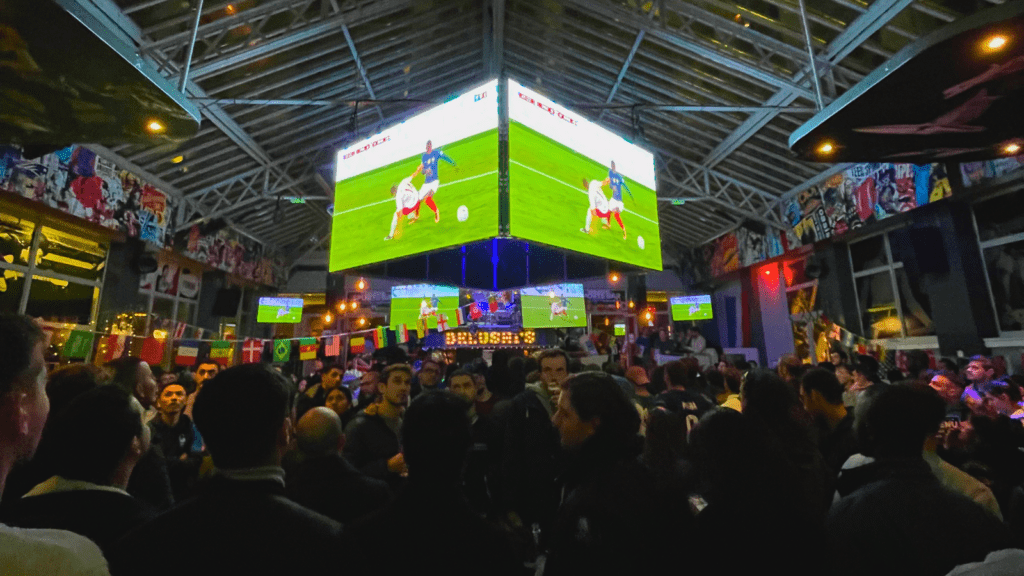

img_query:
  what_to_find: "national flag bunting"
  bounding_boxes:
[193,327,205,339]
[455,308,465,326]
[176,340,199,366]
[61,330,94,359]
[299,337,317,360]
[273,339,291,362]
[210,340,233,366]
[174,322,187,340]
[242,338,263,363]
[140,337,165,366]
[104,335,127,362]
[372,327,386,349]
[416,317,428,336]
[397,324,409,344]
[436,314,450,332]
[350,337,366,354]
[324,335,341,357]
[488,295,499,313]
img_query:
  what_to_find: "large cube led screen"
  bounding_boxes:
[508,79,662,270]
[330,81,499,271]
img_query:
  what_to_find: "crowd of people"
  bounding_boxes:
[2,311,1024,575]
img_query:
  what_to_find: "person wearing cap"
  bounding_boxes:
[625,366,653,410]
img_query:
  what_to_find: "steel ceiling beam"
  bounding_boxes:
[565,0,815,100]
[700,0,916,171]
[341,22,384,121]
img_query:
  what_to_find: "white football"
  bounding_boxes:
[457,205,469,222]
[637,235,645,250]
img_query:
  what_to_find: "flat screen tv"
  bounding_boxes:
[257,297,303,323]
[520,283,586,328]
[670,295,713,321]
[389,284,460,332]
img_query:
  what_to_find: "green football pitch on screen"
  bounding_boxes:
[520,293,587,328]
[508,122,662,270]
[329,129,499,271]
[257,297,303,324]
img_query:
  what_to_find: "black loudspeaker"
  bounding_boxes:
[326,272,344,311]
[627,274,647,309]
[805,255,829,280]
[99,240,145,317]
[211,288,242,317]
[910,226,949,275]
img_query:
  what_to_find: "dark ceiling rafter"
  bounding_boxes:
[86,0,974,259]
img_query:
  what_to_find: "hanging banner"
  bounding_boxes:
[61,330,94,359]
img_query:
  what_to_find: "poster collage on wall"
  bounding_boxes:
[0,145,175,246]
[680,162,955,281]
[960,154,1024,188]
[0,145,286,287]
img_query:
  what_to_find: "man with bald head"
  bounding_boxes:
[286,407,391,524]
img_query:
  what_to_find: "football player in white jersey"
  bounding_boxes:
[385,176,422,241]
[580,178,612,234]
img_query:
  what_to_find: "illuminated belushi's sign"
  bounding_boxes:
[444,330,537,347]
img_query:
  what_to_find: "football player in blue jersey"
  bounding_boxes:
[410,139,457,223]
[601,161,633,239]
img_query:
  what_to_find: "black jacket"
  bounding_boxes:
[827,458,1015,576]
[545,432,670,576]
[0,488,157,556]
[343,411,403,488]
[345,482,526,576]
[110,475,342,576]
[497,386,563,530]
[286,452,391,524]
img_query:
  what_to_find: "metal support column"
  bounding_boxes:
[179,0,205,92]
[797,0,825,111]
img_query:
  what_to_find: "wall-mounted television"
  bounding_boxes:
[389,284,460,331]
[257,297,303,323]
[614,323,626,336]
[507,79,662,270]
[330,81,499,271]
[520,283,586,328]
[670,295,713,321]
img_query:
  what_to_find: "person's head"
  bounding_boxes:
[295,406,344,457]
[193,364,293,469]
[46,363,106,417]
[417,359,442,389]
[939,358,958,373]
[799,368,845,415]
[854,384,945,459]
[624,366,649,389]
[965,355,994,385]
[664,360,689,389]
[602,360,625,377]
[425,139,433,153]
[379,364,412,408]
[538,349,570,394]
[835,364,853,387]
[716,360,730,372]
[658,329,669,341]
[157,382,187,418]
[830,351,848,366]
[402,392,472,485]
[851,356,880,386]
[194,361,220,388]
[777,354,806,384]
[740,369,799,418]
[447,369,477,406]
[359,369,380,394]
[47,386,149,487]
[320,364,343,392]
[928,370,964,406]
[687,326,700,338]
[721,367,743,395]
[610,160,616,171]
[390,184,398,196]
[0,314,49,467]
[106,357,158,409]
[554,372,639,450]
[983,379,1023,417]
[325,387,352,417]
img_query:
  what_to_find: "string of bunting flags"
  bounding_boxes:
[50,304,475,367]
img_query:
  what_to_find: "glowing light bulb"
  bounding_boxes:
[1004,142,1021,155]
[818,142,834,155]
[146,120,166,133]
[985,35,1008,51]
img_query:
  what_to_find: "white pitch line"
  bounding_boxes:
[508,160,658,225]
[332,170,499,217]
